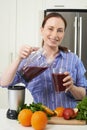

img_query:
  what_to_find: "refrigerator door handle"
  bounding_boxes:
[79,17,82,59]
[74,17,78,54]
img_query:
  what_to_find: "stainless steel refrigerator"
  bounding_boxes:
[44,9,87,77]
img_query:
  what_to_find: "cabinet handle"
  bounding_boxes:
[79,17,82,59]
[54,5,65,7]
[74,16,78,55]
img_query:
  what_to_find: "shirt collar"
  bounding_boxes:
[56,51,67,59]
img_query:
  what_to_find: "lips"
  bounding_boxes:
[49,38,58,44]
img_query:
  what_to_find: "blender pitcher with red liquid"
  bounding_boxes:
[19,48,52,82]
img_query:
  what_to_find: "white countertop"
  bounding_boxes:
[0,109,87,130]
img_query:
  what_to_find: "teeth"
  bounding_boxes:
[51,39,56,42]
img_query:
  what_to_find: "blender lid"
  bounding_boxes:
[8,85,25,90]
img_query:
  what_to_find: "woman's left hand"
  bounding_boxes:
[63,72,74,91]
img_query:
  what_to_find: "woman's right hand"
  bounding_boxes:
[0,44,39,87]
[17,44,39,61]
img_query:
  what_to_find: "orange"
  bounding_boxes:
[54,107,65,117]
[18,109,33,127]
[42,105,55,115]
[31,111,48,130]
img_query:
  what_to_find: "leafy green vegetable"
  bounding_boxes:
[17,102,54,118]
[17,102,44,113]
[28,102,44,112]
[76,96,87,120]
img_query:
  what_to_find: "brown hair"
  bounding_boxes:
[41,12,68,52]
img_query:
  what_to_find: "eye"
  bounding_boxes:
[57,29,64,33]
[48,27,53,31]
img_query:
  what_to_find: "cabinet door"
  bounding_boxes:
[16,0,43,53]
[0,0,16,75]
[0,0,16,108]
[45,0,87,9]
[0,0,10,75]
[66,0,87,9]
[44,0,65,9]
[44,0,87,9]
[14,0,44,105]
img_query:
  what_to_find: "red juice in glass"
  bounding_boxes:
[52,73,66,92]
[19,66,48,82]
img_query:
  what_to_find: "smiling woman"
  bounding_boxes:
[0,12,87,110]
[41,13,67,51]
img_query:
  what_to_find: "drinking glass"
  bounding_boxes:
[52,67,67,93]
[19,48,52,82]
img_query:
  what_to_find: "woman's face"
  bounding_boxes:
[41,17,65,48]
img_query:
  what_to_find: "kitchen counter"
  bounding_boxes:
[0,109,87,130]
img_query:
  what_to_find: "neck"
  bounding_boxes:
[43,46,59,59]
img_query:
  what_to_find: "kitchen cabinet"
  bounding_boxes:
[16,0,44,53]
[0,0,16,109]
[0,0,43,108]
[0,0,16,75]
[14,0,44,108]
[66,0,87,9]
[0,0,44,75]
[44,0,87,9]
[43,0,66,9]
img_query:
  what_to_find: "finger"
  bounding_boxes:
[63,75,71,82]
[63,80,73,86]
[32,47,40,51]
[65,84,74,93]
[64,71,69,75]
[65,87,70,93]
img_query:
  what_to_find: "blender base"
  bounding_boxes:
[6,109,18,120]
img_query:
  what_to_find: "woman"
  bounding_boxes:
[0,13,87,109]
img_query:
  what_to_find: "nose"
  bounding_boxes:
[52,30,58,39]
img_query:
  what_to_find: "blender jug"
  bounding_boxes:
[19,48,52,82]
[6,85,25,119]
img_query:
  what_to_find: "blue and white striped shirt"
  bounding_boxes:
[9,50,87,110]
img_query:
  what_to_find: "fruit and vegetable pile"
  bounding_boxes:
[17,96,87,129]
